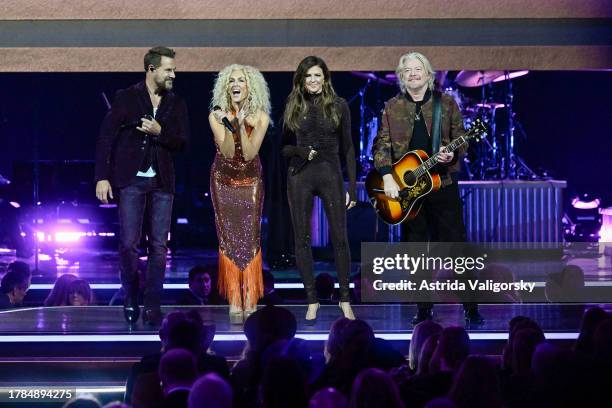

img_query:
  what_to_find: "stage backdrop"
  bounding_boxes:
[0,0,611,71]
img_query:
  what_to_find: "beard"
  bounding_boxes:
[155,75,174,91]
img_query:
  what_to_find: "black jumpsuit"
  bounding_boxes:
[282,94,357,303]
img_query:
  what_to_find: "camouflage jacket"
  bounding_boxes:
[372,91,466,187]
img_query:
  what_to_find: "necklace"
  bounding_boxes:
[415,106,422,121]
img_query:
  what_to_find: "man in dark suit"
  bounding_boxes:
[95,46,190,325]
[177,264,222,306]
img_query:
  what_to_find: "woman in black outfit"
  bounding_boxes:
[282,56,357,323]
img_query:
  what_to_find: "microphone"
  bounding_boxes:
[291,144,319,176]
[213,105,236,133]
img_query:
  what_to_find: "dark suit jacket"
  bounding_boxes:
[95,81,190,193]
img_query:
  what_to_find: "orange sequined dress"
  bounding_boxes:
[210,120,264,308]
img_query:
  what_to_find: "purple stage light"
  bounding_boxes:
[572,197,601,210]
[55,231,86,243]
[9,201,20,208]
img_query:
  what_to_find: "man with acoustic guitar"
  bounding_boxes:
[372,52,483,325]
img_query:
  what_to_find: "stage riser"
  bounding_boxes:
[313,181,566,246]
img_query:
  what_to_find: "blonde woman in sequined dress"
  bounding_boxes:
[208,65,271,322]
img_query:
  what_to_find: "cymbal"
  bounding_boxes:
[475,102,506,109]
[455,70,505,87]
[349,71,394,86]
[493,70,529,82]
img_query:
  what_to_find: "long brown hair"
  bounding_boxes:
[283,56,340,132]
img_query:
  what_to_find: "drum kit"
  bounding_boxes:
[351,69,538,180]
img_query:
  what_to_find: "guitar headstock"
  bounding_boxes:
[465,118,487,142]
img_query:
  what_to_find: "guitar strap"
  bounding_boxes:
[431,91,442,154]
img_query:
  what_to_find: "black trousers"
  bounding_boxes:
[118,176,173,310]
[287,160,351,303]
[401,181,477,313]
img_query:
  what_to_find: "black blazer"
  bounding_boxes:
[95,81,190,193]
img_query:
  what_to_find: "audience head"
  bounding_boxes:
[503,316,540,370]
[188,373,232,408]
[531,342,572,381]
[188,264,215,299]
[159,309,209,354]
[545,265,585,302]
[1,261,31,305]
[575,306,609,355]
[283,337,324,383]
[7,261,30,275]
[448,355,502,408]
[334,319,375,364]
[315,273,335,301]
[419,333,441,375]
[325,317,351,363]
[431,326,470,372]
[159,348,197,395]
[349,368,404,408]
[309,387,347,408]
[244,305,297,352]
[261,355,308,408]
[511,327,545,376]
[44,273,78,306]
[409,320,443,371]
[68,279,93,306]
[62,395,102,408]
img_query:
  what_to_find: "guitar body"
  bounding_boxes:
[365,150,441,225]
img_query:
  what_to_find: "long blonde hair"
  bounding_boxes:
[210,64,271,117]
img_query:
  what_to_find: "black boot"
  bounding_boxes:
[464,304,484,326]
[123,292,140,324]
[143,308,164,327]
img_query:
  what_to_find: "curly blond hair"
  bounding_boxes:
[210,64,271,117]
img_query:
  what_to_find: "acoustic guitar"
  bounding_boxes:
[365,119,486,225]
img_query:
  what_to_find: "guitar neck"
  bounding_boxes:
[415,134,468,176]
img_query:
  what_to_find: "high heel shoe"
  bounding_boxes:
[305,302,320,326]
[243,294,257,318]
[339,301,355,320]
[229,304,244,325]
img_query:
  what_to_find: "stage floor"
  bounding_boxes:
[0,303,599,340]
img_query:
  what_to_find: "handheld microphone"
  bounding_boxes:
[291,144,319,176]
[213,105,236,133]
